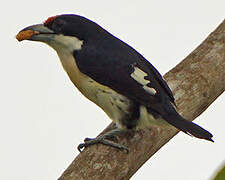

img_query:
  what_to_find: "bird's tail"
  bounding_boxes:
[162,110,213,142]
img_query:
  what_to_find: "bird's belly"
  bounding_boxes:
[57,51,131,127]
[78,79,133,128]
[56,52,168,130]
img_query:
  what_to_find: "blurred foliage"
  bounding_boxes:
[214,164,225,180]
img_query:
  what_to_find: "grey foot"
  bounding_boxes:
[77,129,129,152]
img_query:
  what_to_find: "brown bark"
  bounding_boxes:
[58,19,225,180]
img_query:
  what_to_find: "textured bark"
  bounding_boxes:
[58,19,225,180]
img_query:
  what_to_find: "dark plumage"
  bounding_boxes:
[17,14,213,151]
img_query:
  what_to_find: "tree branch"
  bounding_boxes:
[58,19,225,180]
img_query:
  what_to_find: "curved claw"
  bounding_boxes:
[78,129,129,153]
[77,136,129,153]
[78,137,103,152]
[77,143,86,152]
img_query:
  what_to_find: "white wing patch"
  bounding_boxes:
[131,66,157,95]
[143,86,157,95]
[131,66,149,85]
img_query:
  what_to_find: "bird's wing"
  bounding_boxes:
[74,41,175,112]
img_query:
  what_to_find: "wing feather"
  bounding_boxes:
[74,37,175,110]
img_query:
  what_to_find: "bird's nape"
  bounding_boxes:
[16,14,214,152]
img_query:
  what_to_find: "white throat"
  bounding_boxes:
[49,34,83,53]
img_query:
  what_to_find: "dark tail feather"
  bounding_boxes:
[163,112,214,142]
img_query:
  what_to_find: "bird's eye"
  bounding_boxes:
[51,19,66,32]
[44,15,66,33]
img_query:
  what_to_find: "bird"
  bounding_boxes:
[16,14,213,152]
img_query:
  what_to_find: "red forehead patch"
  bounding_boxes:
[44,15,58,25]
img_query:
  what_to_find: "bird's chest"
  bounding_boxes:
[57,51,132,126]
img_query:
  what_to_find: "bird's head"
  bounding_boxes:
[16,14,106,52]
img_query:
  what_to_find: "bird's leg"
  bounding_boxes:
[77,128,129,152]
